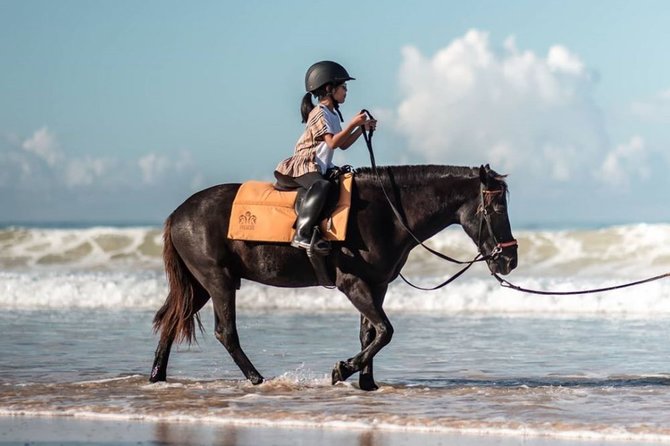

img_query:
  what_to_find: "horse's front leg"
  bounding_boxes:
[358,285,388,390]
[333,279,391,390]
[359,315,378,391]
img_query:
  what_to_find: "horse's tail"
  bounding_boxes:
[153,214,203,345]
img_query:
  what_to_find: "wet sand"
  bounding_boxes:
[0,416,658,446]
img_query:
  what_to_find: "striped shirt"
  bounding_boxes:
[275,104,341,177]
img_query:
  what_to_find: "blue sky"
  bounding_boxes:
[1,0,670,226]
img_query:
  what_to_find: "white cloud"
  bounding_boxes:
[390,29,606,181]
[2,128,208,221]
[65,156,112,188]
[3,127,204,193]
[138,153,171,184]
[21,127,61,166]
[547,45,585,75]
[138,150,196,184]
[595,136,649,187]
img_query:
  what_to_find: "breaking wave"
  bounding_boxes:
[1,223,669,315]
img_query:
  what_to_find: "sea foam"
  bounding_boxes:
[1,224,669,315]
[1,270,669,316]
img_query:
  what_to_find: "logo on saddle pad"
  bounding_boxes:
[228,173,353,243]
[238,211,257,231]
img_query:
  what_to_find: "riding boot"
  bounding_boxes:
[291,179,331,254]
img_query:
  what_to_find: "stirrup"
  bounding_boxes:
[291,228,330,256]
[308,228,330,256]
[290,238,312,250]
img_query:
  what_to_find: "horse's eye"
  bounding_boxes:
[493,205,506,213]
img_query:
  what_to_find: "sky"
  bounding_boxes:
[1,0,670,227]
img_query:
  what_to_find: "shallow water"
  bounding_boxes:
[2,224,670,442]
[2,309,670,442]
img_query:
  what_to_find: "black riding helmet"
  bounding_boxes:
[305,61,355,93]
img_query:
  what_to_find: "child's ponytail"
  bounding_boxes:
[300,93,314,123]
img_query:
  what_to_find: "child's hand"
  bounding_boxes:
[364,119,377,132]
[350,112,369,127]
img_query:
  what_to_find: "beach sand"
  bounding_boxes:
[0,416,658,446]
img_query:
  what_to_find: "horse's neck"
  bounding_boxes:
[403,176,477,243]
[363,170,478,244]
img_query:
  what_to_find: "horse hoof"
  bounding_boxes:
[250,374,264,385]
[331,361,354,385]
[359,374,379,391]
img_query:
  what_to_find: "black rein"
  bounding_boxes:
[359,110,498,291]
[359,109,670,295]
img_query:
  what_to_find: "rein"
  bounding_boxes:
[492,272,670,296]
[359,111,669,295]
[360,110,486,264]
[359,110,509,290]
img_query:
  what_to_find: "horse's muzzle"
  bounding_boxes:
[488,245,517,275]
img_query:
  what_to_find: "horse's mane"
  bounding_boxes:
[354,164,509,194]
[355,165,480,183]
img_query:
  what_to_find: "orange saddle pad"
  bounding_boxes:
[227,173,353,242]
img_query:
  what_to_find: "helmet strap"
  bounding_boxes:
[333,100,344,122]
[321,83,344,123]
[328,93,344,122]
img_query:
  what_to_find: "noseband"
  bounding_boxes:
[478,187,518,260]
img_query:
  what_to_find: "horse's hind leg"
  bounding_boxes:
[150,337,172,382]
[207,274,264,385]
[150,285,209,382]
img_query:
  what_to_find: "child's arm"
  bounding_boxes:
[323,112,376,150]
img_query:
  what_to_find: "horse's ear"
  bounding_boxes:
[479,165,488,186]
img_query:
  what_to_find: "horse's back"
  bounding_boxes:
[172,183,240,222]
[166,182,320,286]
[168,183,241,258]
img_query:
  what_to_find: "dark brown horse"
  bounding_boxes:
[150,164,517,391]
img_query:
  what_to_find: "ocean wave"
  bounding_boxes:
[2,270,669,316]
[1,224,669,277]
[0,226,163,271]
[1,223,669,315]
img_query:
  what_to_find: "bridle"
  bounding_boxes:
[477,187,518,261]
[356,109,670,295]
[394,181,517,291]
[359,111,670,295]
